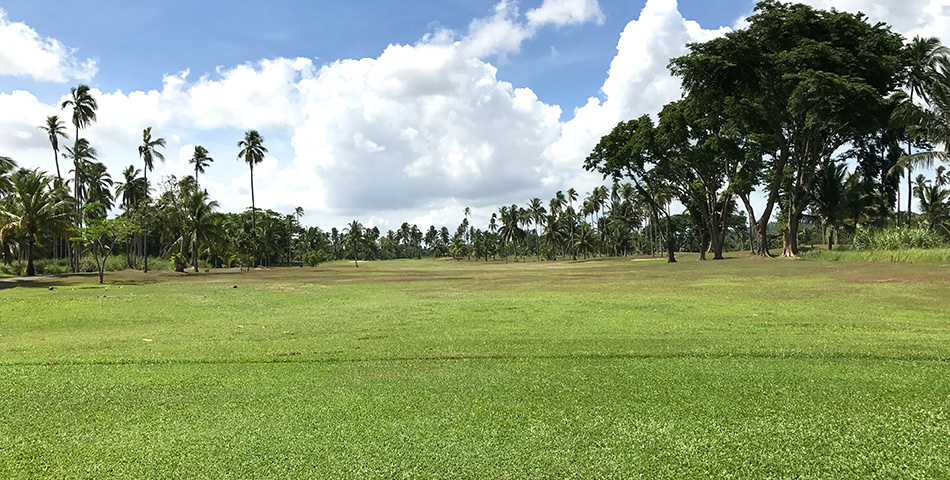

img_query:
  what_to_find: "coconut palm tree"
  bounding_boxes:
[189,145,213,187]
[0,169,74,276]
[810,160,850,250]
[182,191,222,272]
[526,198,546,261]
[893,38,950,224]
[138,127,166,273]
[61,85,98,272]
[0,156,15,198]
[115,165,148,268]
[80,161,114,217]
[237,130,267,231]
[64,138,97,207]
[915,180,950,233]
[38,116,69,180]
[344,220,363,267]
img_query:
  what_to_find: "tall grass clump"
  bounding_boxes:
[852,227,945,251]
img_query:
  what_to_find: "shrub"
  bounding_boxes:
[852,227,945,251]
[304,249,327,267]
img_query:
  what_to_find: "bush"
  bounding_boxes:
[852,227,945,251]
[304,249,327,267]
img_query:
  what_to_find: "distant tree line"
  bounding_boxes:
[3,1,950,275]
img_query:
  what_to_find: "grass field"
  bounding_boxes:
[1,257,948,478]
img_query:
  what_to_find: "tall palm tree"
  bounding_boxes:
[138,126,166,273]
[189,145,213,187]
[237,130,268,231]
[896,37,950,224]
[0,169,74,276]
[61,84,97,273]
[344,220,363,267]
[38,116,69,180]
[527,198,546,261]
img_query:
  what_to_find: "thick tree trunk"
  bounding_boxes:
[782,210,802,258]
[828,230,833,251]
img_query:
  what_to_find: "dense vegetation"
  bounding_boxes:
[2,1,950,280]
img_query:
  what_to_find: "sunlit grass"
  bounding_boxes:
[1,257,948,478]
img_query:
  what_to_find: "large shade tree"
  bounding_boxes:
[670,0,904,257]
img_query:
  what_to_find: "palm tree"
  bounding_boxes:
[0,156,15,198]
[293,206,304,262]
[915,181,950,233]
[183,191,222,272]
[237,130,267,231]
[811,160,849,250]
[895,38,950,224]
[498,205,525,262]
[189,145,214,187]
[0,169,74,276]
[80,161,114,217]
[344,220,363,267]
[115,165,147,268]
[527,198,546,261]
[63,138,97,208]
[138,127,166,273]
[61,85,98,273]
[38,116,69,180]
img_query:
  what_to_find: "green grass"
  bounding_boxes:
[802,247,950,264]
[1,257,948,478]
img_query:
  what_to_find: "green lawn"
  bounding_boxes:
[1,257,948,478]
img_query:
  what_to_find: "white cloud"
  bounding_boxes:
[527,0,606,28]
[0,8,97,82]
[540,0,731,194]
[13,0,948,229]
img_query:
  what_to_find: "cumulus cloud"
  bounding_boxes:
[0,8,97,82]
[540,0,731,194]
[527,0,606,28]
[24,0,950,229]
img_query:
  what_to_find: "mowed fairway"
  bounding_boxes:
[1,257,948,479]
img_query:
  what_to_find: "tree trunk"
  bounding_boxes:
[828,229,833,251]
[907,169,912,227]
[26,240,35,277]
[193,234,199,273]
[782,210,802,258]
[664,213,677,263]
[144,169,149,273]
[250,164,256,232]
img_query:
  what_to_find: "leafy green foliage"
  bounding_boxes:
[852,227,946,250]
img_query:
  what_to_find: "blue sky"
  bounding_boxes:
[0,0,940,229]
[0,1,751,113]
